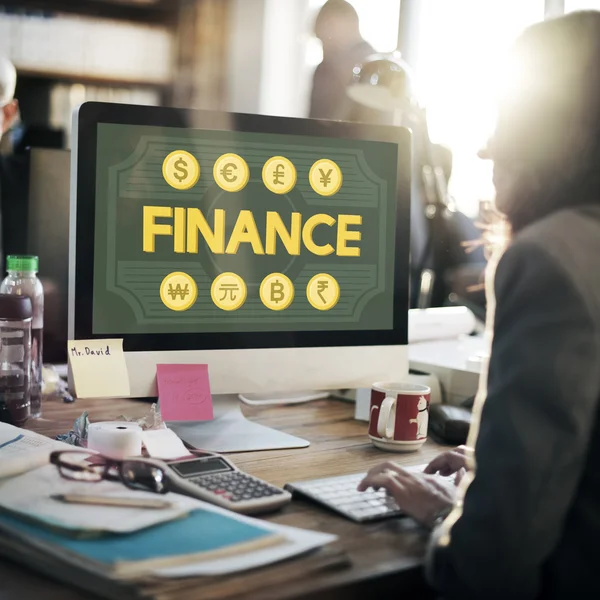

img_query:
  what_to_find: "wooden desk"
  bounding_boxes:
[0,398,449,600]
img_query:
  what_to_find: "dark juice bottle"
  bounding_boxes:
[0,256,43,418]
[0,294,32,426]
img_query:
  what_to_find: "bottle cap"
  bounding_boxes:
[6,255,38,272]
[0,294,32,320]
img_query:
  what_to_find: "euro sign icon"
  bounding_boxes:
[273,164,286,185]
[173,157,188,183]
[317,280,328,303]
[220,163,238,183]
[270,281,285,303]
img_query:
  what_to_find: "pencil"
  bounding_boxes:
[50,493,172,509]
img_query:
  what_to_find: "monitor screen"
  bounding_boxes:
[92,123,399,337]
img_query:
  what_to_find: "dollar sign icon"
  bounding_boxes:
[162,150,200,190]
[260,273,294,311]
[173,157,188,183]
[270,280,285,303]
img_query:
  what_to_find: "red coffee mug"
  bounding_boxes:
[368,382,430,452]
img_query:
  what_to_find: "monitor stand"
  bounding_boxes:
[166,395,310,453]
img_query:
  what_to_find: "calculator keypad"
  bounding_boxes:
[193,472,284,503]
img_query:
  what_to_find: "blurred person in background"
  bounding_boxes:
[0,57,20,268]
[0,57,18,140]
[309,0,374,121]
[358,11,600,599]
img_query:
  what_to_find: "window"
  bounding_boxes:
[411,0,546,216]
[564,0,600,11]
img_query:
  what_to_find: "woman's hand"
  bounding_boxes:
[357,461,456,528]
[424,446,470,484]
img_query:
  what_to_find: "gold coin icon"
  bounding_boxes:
[162,150,200,190]
[309,159,343,196]
[211,272,247,311]
[160,271,198,311]
[306,273,340,311]
[213,153,250,193]
[260,273,294,311]
[262,156,297,195]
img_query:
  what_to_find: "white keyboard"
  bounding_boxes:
[285,464,455,523]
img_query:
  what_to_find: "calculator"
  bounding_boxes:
[163,453,291,515]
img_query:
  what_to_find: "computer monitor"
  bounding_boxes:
[69,101,411,452]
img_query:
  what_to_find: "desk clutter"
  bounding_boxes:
[0,420,335,597]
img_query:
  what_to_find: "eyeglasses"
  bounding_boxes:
[49,450,172,494]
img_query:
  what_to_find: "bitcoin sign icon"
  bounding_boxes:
[309,159,343,196]
[260,273,294,311]
[262,156,297,195]
[211,272,247,311]
[160,271,198,311]
[213,153,250,193]
[162,150,200,190]
[306,273,340,311]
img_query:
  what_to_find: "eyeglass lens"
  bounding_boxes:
[120,461,168,493]
[57,451,106,482]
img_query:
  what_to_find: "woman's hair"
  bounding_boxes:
[491,11,600,231]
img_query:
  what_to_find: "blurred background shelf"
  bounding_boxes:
[17,68,172,89]
[0,0,178,25]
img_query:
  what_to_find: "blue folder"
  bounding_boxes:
[0,508,277,571]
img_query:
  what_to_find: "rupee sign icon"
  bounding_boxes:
[317,280,328,303]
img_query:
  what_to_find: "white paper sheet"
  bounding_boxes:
[0,422,69,479]
[0,464,199,533]
[141,428,192,460]
[408,306,477,343]
[155,503,337,577]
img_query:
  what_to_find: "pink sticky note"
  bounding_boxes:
[156,364,214,422]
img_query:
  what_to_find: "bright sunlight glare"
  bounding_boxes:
[413,0,545,216]
[306,0,546,216]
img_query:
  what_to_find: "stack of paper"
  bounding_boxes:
[0,463,336,598]
[0,509,285,579]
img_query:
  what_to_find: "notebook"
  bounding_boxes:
[0,507,285,580]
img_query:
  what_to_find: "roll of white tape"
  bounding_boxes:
[87,421,143,459]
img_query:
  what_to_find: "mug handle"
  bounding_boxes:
[377,395,397,439]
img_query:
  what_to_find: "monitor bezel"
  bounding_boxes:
[71,101,411,352]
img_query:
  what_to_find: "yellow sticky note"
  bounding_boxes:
[67,339,130,399]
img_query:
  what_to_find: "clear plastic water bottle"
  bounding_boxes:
[0,256,44,418]
[0,294,32,426]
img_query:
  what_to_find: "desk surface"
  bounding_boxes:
[0,398,448,600]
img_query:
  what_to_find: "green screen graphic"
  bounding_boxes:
[93,123,398,334]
